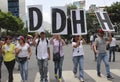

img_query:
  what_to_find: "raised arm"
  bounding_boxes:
[32,33,38,46]
[47,47,50,60]
[50,35,55,44]
[107,31,112,43]
[73,39,80,48]
[28,47,32,59]
[61,39,66,46]
[59,36,66,46]
[94,39,98,54]
[80,36,86,45]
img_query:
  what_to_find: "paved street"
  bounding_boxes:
[1,44,120,82]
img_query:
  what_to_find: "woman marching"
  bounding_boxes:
[50,35,65,82]
[2,36,16,82]
[72,35,86,82]
[15,36,32,82]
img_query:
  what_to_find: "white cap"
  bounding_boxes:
[39,29,45,34]
[40,30,45,34]
[36,27,45,34]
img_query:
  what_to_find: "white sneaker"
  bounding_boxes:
[80,78,84,82]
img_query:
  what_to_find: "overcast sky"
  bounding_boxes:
[26,0,119,23]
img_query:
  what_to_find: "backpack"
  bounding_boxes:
[35,38,48,56]
[93,34,97,42]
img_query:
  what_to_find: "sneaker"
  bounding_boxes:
[80,78,84,82]
[97,73,101,77]
[59,78,62,82]
[54,74,58,79]
[112,60,115,62]
[107,75,113,80]
[40,79,43,82]
[45,79,48,82]
[74,73,77,78]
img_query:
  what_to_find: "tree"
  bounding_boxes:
[0,12,24,35]
[86,13,99,33]
[105,2,120,24]
[105,2,120,33]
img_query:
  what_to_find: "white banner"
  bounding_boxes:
[95,11,114,31]
[71,9,87,35]
[27,5,43,32]
[51,6,67,35]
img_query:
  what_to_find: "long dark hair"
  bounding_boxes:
[73,37,76,42]
[72,35,80,42]
[5,35,12,43]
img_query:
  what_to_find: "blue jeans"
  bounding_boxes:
[73,55,84,78]
[19,60,28,81]
[109,46,115,61]
[54,56,64,79]
[37,58,48,80]
[97,53,111,76]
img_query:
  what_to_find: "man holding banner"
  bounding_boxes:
[33,30,50,82]
[94,29,113,79]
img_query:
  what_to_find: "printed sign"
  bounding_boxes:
[51,6,67,34]
[71,9,87,35]
[28,5,43,32]
[95,11,114,31]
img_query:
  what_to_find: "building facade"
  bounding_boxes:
[0,0,8,12]
[8,0,19,17]
[73,0,85,9]
[0,0,26,25]
[88,4,106,13]
[88,4,97,13]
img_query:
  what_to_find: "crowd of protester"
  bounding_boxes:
[0,28,115,82]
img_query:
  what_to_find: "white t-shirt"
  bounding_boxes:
[110,38,116,47]
[35,38,50,60]
[90,35,94,42]
[16,43,30,57]
[72,41,84,57]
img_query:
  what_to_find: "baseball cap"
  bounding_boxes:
[39,29,45,34]
[17,36,25,41]
[27,34,33,39]
[98,29,104,34]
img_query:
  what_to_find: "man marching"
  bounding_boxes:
[94,29,113,79]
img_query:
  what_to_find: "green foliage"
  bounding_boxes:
[45,30,52,38]
[67,4,77,15]
[0,11,24,35]
[105,2,120,24]
[86,13,100,33]
[105,2,120,34]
